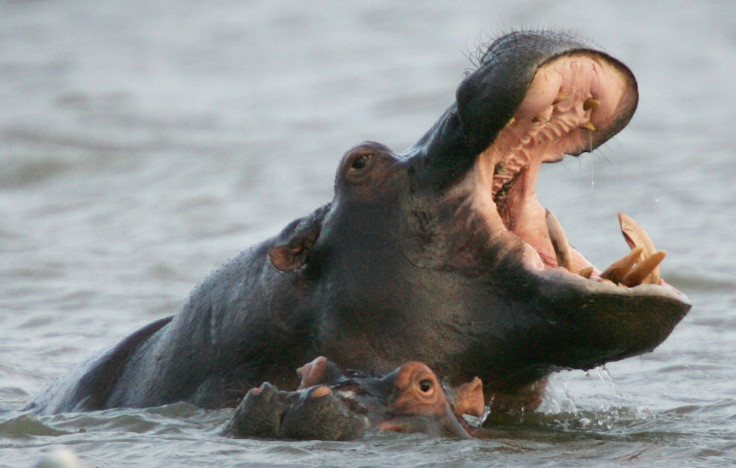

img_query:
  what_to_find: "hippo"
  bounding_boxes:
[224,357,484,440]
[27,30,691,418]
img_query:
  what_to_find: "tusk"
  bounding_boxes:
[578,266,594,279]
[623,251,666,286]
[618,213,660,283]
[600,246,644,284]
[545,209,574,272]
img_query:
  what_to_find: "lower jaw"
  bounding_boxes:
[487,164,669,290]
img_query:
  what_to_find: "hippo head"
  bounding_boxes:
[225,359,480,440]
[268,31,691,410]
[360,361,474,438]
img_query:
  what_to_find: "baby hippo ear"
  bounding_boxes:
[453,377,485,418]
[269,204,329,272]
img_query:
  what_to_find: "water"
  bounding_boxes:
[2,1,735,466]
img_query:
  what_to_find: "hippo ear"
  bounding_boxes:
[269,243,311,272]
[452,377,485,418]
[269,205,329,272]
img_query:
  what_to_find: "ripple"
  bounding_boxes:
[39,403,212,436]
[0,413,70,438]
[665,271,736,294]
[0,159,71,188]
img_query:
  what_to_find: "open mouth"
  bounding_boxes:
[467,53,672,290]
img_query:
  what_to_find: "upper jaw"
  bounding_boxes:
[409,31,637,191]
[408,30,687,302]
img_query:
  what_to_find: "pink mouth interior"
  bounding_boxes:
[461,53,637,274]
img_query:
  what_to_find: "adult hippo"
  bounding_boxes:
[28,30,690,417]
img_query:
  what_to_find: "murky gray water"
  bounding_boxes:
[2,1,735,466]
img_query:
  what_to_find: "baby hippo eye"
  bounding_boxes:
[418,379,432,393]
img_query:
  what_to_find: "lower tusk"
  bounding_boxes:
[623,251,666,286]
[600,245,644,283]
[545,209,574,272]
[578,266,594,279]
[618,213,661,284]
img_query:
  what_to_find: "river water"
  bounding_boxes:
[2,1,735,466]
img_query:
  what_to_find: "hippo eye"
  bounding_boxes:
[350,154,372,171]
[344,151,376,183]
[418,379,432,393]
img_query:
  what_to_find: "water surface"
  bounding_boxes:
[2,1,735,466]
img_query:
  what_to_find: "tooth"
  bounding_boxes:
[623,251,666,286]
[554,91,569,103]
[600,246,643,284]
[578,266,594,279]
[618,213,660,283]
[537,106,553,122]
[583,98,601,110]
[505,116,516,127]
[618,213,656,254]
[545,209,574,271]
[581,121,596,131]
[494,161,507,175]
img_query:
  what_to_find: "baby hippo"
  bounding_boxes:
[224,357,484,440]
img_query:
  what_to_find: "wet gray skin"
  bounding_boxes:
[27,30,691,418]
